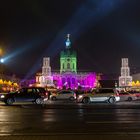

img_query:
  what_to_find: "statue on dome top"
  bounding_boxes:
[65,34,71,49]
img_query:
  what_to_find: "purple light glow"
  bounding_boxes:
[52,72,96,90]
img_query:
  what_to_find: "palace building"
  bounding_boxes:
[119,58,132,87]
[36,34,96,90]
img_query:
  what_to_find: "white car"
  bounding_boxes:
[50,90,76,101]
[77,88,120,104]
[118,92,137,101]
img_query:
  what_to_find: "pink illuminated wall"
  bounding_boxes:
[52,72,96,89]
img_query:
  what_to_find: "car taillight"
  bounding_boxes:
[45,92,48,96]
[116,93,119,96]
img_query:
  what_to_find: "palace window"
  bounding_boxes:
[67,63,70,69]
[72,78,75,84]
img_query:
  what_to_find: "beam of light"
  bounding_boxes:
[25,0,126,79]
[3,36,47,64]
[3,46,31,62]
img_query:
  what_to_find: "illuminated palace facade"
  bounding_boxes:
[119,58,132,87]
[36,34,96,89]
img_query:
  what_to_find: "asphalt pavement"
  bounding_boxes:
[0,101,140,140]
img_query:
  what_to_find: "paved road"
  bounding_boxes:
[0,101,140,140]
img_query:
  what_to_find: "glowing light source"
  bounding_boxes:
[52,72,96,90]
[0,48,3,56]
[65,34,71,48]
[0,58,4,63]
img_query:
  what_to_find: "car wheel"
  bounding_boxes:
[82,97,90,104]
[51,96,56,101]
[69,96,75,101]
[5,98,14,105]
[108,97,116,104]
[128,97,132,102]
[35,98,43,104]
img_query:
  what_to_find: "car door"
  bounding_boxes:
[119,93,127,101]
[14,88,28,102]
[63,91,72,99]
[25,88,37,102]
[56,91,67,99]
[90,91,106,102]
[98,89,115,101]
[90,89,111,102]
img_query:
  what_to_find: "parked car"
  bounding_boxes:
[128,90,140,99]
[50,90,76,101]
[0,87,48,105]
[77,88,120,104]
[118,92,137,101]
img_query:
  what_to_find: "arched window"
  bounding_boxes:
[63,63,65,69]
[72,78,75,84]
[67,63,70,69]
[73,63,75,69]
[67,78,71,87]
[62,78,65,84]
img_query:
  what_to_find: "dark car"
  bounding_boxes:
[0,87,48,105]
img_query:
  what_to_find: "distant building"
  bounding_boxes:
[119,58,132,87]
[36,57,54,87]
[36,34,96,90]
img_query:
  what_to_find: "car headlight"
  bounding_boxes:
[0,95,5,98]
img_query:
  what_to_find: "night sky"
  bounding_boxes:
[0,0,140,78]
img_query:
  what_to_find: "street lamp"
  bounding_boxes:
[0,58,4,63]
